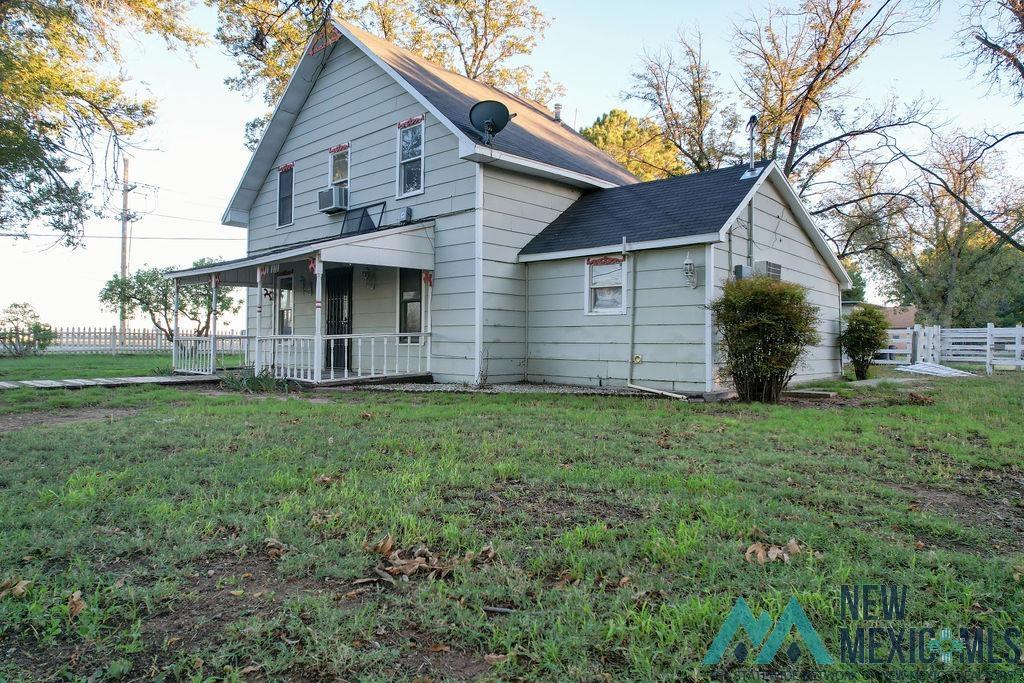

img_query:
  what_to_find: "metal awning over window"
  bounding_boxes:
[167,221,435,286]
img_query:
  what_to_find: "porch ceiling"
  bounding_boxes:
[167,222,435,286]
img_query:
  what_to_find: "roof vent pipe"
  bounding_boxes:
[746,114,758,172]
[553,103,562,122]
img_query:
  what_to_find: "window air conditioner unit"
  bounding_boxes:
[754,260,783,280]
[734,264,753,279]
[318,186,348,214]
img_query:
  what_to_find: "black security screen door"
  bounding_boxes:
[324,266,352,370]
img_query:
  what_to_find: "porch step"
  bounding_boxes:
[313,372,433,389]
[0,374,223,390]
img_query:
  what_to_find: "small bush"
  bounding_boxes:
[839,306,890,380]
[0,303,55,357]
[220,368,289,393]
[710,277,820,402]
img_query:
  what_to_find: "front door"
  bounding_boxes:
[324,266,352,371]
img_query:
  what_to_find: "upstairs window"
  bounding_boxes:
[329,144,349,189]
[585,256,626,314]
[397,116,424,198]
[398,268,423,343]
[277,163,294,227]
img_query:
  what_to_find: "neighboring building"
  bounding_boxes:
[882,305,917,328]
[168,20,851,396]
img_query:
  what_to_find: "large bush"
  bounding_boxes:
[838,306,890,380]
[710,277,820,402]
[0,303,55,357]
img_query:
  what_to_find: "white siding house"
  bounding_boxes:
[167,19,851,396]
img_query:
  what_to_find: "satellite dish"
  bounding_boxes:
[469,100,513,144]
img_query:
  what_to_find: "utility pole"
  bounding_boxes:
[119,157,137,345]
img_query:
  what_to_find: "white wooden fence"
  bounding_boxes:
[2,326,245,355]
[875,323,1024,374]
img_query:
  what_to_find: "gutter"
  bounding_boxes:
[623,237,687,400]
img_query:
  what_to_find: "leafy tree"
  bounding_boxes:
[1,0,203,245]
[99,261,242,340]
[0,303,55,356]
[710,277,820,403]
[628,32,740,172]
[208,0,562,148]
[842,259,868,302]
[839,306,890,380]
[580,110,685,181]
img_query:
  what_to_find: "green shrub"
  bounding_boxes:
[838,306,890,380]
[0,303,55,356]
[220,368,289,393]
[709,277,820,402]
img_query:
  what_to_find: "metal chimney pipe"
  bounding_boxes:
[746,115,758,172]
[553,103,562,122]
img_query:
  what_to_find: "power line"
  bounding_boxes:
[4,233,245,241]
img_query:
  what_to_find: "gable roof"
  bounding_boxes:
[222,20,635,226]
[520,162,770,257]
[342,22,636,187]
[519,161,852,289]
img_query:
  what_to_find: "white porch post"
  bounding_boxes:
[210,273,218,373]
[313,254,324,383]
[254,267,262,374]
[172,278,179,371]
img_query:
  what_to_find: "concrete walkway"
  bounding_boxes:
[0,375,222,390]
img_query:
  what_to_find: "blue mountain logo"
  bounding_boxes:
[703,596,834,665]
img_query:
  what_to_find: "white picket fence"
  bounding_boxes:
[1,326,245,355]
[875,323,1024,374]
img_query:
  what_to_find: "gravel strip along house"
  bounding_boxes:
[168,19,851,396]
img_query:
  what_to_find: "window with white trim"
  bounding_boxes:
[276,275,293,334]
[398,268,423,343]
[585,257,626,314]
[397,117,424,197]
[277,164,294,226]
[329,145,349,188]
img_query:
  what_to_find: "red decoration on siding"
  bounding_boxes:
[397,114,425,129]
[329,143,349,154]
[422,270,433,286]
[278,162,294,172]
[586,255,625,266]
[307,26,342,56]
[307,257,317,274]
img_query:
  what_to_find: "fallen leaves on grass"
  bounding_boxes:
[744,538,804,565]
[909,392,935,406]
[0,578,31,599]
[264,538,289,560]
[356,534,496,585]
[484,653,509,665]
[68,590,86,619]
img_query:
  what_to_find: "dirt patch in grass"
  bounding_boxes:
[444,480,645,540]
[901,476,1024,553]
[0,407,139,433]
[385,627,489,681]
[1,553,355,681]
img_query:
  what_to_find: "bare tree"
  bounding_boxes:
[628,32,741,172]
[734,0,936,186]
[961,0,1024,100]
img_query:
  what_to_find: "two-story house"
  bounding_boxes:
[168,19,851,396]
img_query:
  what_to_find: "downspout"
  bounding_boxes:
[747,199,755,267]
[625,237,687,400]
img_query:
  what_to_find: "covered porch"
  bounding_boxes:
[167,225,434,384]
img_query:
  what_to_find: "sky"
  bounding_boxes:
[2,0,1019,327]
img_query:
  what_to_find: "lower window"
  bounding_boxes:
[398,268,422,343]
[586,257,625,314]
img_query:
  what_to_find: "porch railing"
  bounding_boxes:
[321,333,431,381]
[173,335,251,375]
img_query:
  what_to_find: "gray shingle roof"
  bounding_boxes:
[344,23,637,186]
[519,163,769,256]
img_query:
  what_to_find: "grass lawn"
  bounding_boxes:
[0,353,248,382]
[0,374,1022,680]
[0,354,172,381]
